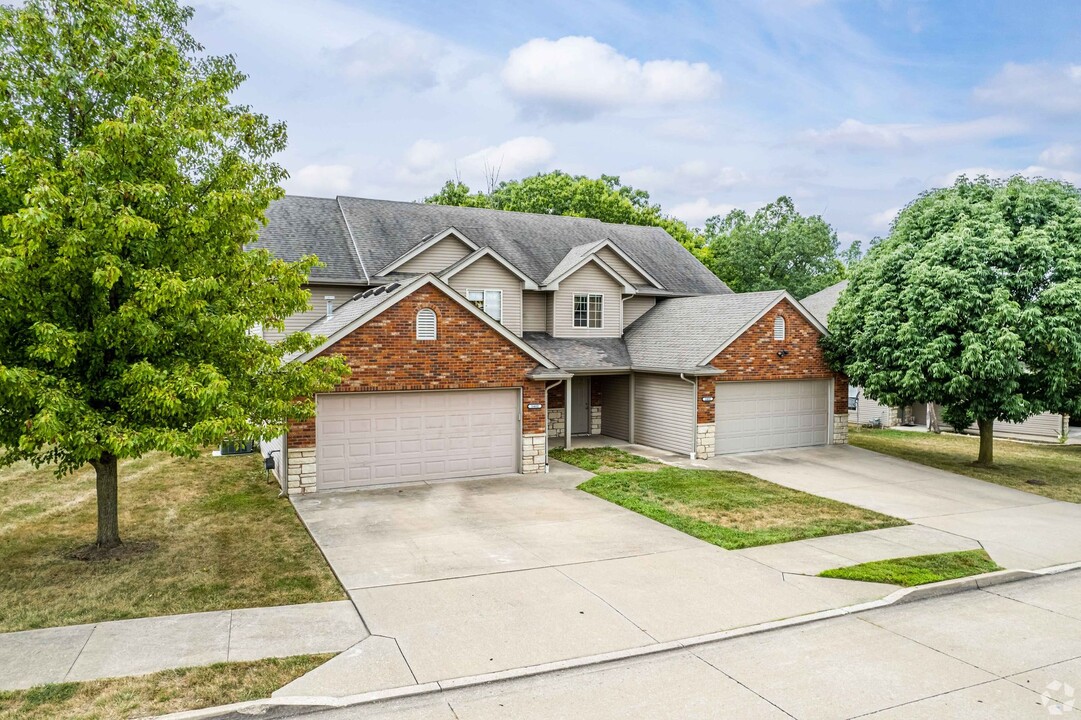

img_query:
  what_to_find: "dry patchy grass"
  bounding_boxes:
[550,447,661,473]
[0,451,343,632]
[849,428,1081,503]
[0,654,330,720]
[579,467,906,549]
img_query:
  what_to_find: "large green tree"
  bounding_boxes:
[823,176,1081,465]
[426,171,707,259]
[704,196,848,297]
[0,0,347,550]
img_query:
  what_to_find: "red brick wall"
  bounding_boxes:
[549,382,564,409]
[702,299,848,416]
[288,284,547,446]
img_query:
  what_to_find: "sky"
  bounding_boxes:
[188,0,1081,250]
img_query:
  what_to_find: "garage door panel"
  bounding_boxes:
[316,389,519,489]
[716,380,830,454]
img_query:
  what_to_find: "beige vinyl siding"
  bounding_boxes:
[977,412,1067,439]
[264,283,363,344]
[633,372,694,454]
[622,296,656,329]
[596,246,648,285]
[545,293,555,335]
[522,290,547,332]
[852,390,896,426]
[446,254,524,336]
[397,235,473,273]
[600,375,631,440]
[552,261,622,338]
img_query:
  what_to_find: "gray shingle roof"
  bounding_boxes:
[522,333,631,371]
[624,291,786,370]
[257,196,364,283]
[255,195,729,295]
[800,280,848,327]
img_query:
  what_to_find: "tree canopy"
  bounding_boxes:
[703,196,849,298]
[822,176,1081,465]
[0,0,347,549]
[425,171,706,259]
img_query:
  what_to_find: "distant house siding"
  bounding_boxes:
[600,375,631,441]
[446,255,524,336]
[522,290,547,332]
[596,247,648,285]
[552,261,622,338]
[264,283,364,344]
[983,412,1066,440]
[622,296,656,329]
[396,235,473,274]
[851,388,899,427]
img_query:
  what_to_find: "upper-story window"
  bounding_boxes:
[573,293,603,328]
[416,308,437,340]
[466,289,502,322]
[773,315,786,340]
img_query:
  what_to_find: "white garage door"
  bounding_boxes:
[715,380,830,454]
[316,390,519,489]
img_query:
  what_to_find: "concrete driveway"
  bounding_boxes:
[290,462,896,694]
[701,445,1081,570]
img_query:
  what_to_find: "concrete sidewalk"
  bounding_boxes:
[0,601,366,691]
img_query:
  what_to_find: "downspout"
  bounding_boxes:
[544,380,562,473]
[679,373,697,460]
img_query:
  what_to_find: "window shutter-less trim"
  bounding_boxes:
[416,308,437,340]
[774,315,786,341]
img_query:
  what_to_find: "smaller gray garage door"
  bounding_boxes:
[316,390,519,489]
[716,380,830,454]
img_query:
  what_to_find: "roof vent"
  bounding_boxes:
[373,286,386,296]
[361,288,375,298]
[385,282,401,293]
[351,292,365,301]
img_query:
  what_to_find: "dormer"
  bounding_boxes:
[379,228,478,275]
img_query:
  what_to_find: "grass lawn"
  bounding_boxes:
[550,446,658,473]
[0,654,330,720]
[0,451,343,633]
[849,428,1081,504]
[819,550,1002,587]
[572,450,906,549]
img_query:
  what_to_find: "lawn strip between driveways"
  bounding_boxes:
[849,427,1081,504]
[819,550,1003,587]
[565,449,907,550]
[0,654,331,720]
[0,451,344,633]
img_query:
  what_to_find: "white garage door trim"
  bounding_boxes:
[715,379,832,454]
[316,388,521,490]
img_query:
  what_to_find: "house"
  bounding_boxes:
[255,196,849,494]
[801,280,1070,441]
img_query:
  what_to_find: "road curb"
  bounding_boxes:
[149,561,1081,719]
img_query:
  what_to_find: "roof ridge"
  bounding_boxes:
[336,196,370,284]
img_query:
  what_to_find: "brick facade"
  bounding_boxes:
[288,284,548,489]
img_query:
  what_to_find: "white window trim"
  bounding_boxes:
[466,288,503,323]
[774,315,786,341]
[572,293,604,329]
[416,308,437,340]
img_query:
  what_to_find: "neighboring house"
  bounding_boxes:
[255,196,849,494]
[801,280,1070,441]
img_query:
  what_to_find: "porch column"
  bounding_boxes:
[564,376,573,450]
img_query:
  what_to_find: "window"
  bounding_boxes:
[466,289,502,322]
[416,308,437,340]
[573,293,603,328]
[773,315,786,340]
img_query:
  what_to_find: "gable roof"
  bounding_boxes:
[800,280,848,327]
[624,291,796,370]
[288,274,557,368]
[439,246,539,290]
[378,227,479,275]
[254,195,730,295]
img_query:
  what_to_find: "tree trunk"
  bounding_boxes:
[91,453,121,549]
[976,418,994,467]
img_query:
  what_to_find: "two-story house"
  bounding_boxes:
[256,196,849,494]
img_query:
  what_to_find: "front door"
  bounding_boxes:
[571,376,591,435]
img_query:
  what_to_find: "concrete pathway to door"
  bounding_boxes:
[281,449,1074,700]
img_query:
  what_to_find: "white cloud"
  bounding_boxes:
[330,32,445,90]
[624,162,747,196]
[501,36,720,119]
[802,117,1023,151]
[975,63,1081,116]
[397,136,555,188]
[668,198,742,227]
[654,118,715,142]
[285,164,355,196]
[937,165,1081,187]
[1039,143,1078,168]
[868,207,900,230]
